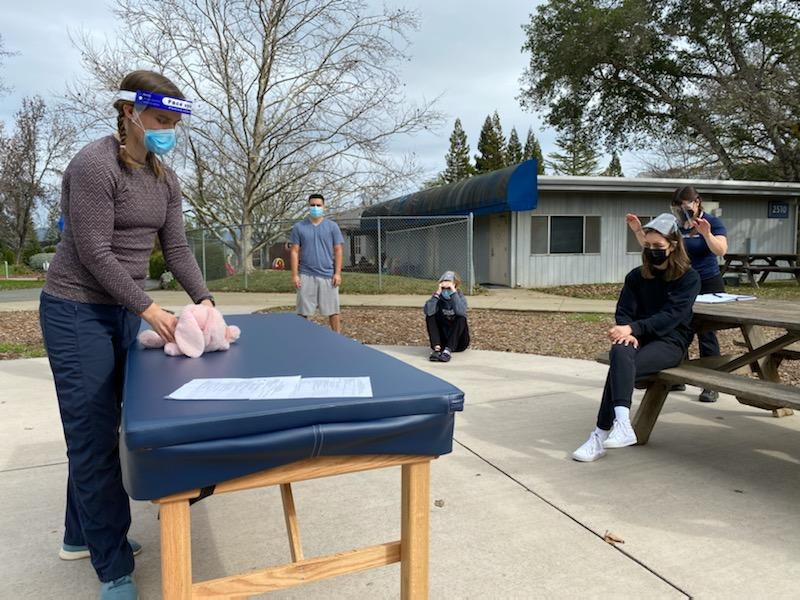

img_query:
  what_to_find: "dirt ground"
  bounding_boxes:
[3,306,799,386]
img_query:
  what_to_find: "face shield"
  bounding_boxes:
[116,89,192,158]
[670,203,695,227]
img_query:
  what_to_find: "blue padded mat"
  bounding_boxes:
[121,313,464,500]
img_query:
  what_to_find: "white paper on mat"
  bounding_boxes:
[695,292,757,304]
[166,376,373,400]
[167,376,301,400]
[291,377,373,398]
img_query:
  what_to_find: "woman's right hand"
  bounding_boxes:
[625,213,641,232]
[141,303,178,343]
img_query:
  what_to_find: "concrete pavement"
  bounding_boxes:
[3,336,800,598]
[0,286,617,314]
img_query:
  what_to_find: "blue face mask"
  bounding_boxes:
[143,129,177,155]
[310,206,324,218]
[441,289,453,299]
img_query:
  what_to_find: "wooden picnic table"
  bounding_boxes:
[720,253,800,287]
[624,299,800,444]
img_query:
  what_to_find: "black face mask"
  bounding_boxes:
[644,248,669,266]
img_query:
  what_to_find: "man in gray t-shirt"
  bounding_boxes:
[289,193,345,332]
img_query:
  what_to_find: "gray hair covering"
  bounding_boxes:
[439,270,456,282]
[642,213,679,236]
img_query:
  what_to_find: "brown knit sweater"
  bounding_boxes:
[44,136,210,314]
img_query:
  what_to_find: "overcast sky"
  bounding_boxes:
[0,0,641,186]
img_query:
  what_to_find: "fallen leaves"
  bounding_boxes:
[603,530,625,545]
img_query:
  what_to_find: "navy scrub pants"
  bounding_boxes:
[39,291,141,582]
[696,274,725,358]
[596,340,685,430]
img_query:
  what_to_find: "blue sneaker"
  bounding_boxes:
[100,575,138,600]
[60,538,142,561]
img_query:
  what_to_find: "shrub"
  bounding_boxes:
[22,239,42,265]
[28,252,57,271]
[149,251,167,280]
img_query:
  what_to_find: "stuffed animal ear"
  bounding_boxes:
[174,307,206,358]
[226,325,241,343]
[138,329,165,349]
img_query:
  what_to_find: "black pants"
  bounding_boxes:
[39,292,141,582]
[597,340,685,430]
[696,274,725,357]
[426,313,470,352]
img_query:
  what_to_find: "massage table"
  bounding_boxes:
[120,313,464,599]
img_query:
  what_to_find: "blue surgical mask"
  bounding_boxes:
[310,206,324,218]
[143,129,177,155]
[441,289,453,299]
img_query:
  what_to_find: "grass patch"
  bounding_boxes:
[567,313,611,323]
[207,270,443,295]
[725,280,800,300]
[0,342,46,359]
[535,279,800,301]
[0,279,45,291]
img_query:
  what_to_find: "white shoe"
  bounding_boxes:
[603,420,637,448]
[572,432,607,462]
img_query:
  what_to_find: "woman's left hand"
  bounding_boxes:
[608,324,633,341]
[694,217,711,236]
[613,334,640,348]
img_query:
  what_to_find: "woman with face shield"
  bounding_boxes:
[573,214,700,462]
[626,186,729,403]
[39,70,215,599]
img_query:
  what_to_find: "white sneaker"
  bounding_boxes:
[603,420,637,448]
[572,432,607,462]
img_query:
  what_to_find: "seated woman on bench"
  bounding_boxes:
[573,214,700,462]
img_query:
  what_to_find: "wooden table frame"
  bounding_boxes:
[720,253,800,287]
[154,454,433,599]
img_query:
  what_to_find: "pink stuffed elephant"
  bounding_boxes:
[138,304,241,358]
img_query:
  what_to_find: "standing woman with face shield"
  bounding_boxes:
[39,71,215,599]
[626,186,728,403]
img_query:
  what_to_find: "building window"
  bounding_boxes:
[626,215,651,253]
[353,235,362,254]
[530,216,601,255]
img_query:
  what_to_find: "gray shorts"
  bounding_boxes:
[296,274,340,317]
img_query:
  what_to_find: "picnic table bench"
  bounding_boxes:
[597,299,800,445]
[720,253,800,287]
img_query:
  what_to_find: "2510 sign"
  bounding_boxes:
[768,201,789,219]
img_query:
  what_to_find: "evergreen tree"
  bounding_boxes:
[475,113,506,173]
[602,151,624,177]
[523,128,545,174]
[442,118,474,183]
[546,123,600,176]
[506,127,523,165]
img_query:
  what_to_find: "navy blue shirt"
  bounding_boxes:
[615,266,701,349]
[288,218,344,278]
[681,212,727,280]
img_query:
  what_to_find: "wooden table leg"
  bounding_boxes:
[401,461,430,600]
[632,381,670,445]
[740,324,794,417]
[160,500,192,600]
[280,483,304,562]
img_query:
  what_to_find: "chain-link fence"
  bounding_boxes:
[182,215,474,294]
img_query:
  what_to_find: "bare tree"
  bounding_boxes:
[66,0,441,273]
[0,33,15,97]
[0,97,76,263]
[634,135,728,180]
